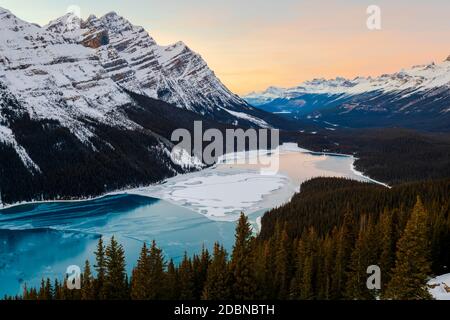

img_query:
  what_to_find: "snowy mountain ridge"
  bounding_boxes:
[0,6,272,175]
[45,10,251,116]
[244,56,450,131]
[0,7,138,155]
[245,59,450,107]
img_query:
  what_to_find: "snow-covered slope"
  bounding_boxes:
[245,58,450,131]
[45,11,260,121]
[245,60,450,104]
[0,7,138,146]
[0,7,215,204]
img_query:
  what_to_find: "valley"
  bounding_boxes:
[0,3,449,303]
[0,144,374,297]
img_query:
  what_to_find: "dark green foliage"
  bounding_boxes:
[178,253,195,300]
[164,259,179,300]
[202,243,231,300]
[282,128,450,185]
[104,236,127,300]
[94,237,106,299]
[230,213,257,300]
[81,260,95,300]
[130,240,166,300]
[385,198,433,299]
[14,178,450,301]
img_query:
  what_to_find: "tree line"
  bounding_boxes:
[6,177,449,300]
[282,128,450,185]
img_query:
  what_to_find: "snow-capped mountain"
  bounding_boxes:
[44,11,269,124]
[0,8,138,149]
[245,58,450,131]
[0,7,278,204]
[245,59,450,104]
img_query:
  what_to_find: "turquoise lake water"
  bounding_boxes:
[0,194,251,297]
[0,148,375,297]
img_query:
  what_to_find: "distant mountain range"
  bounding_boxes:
[0,7,289,204]
[244,57,450,131]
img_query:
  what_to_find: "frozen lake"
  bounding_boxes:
[0,195,242,297]
[0,144,377,296]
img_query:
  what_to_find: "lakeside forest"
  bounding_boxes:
[7,177,450,300]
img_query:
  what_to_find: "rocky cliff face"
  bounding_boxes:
[45,11,258,120]
[0,8,139,148]
[0,8,211,204]
[0,6,296,204]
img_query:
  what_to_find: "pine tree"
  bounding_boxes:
[317,233,335,300]
[274,226,291,299]
[193,246,210,299]
[230,213,257,300]
[290,228,317,300]
[94,237,106,299]
[379,209,396,291]
[254,240,273,299]
[130,242,150,299]
[29,288,38,300]
[54,279,61,300]
[45,278,53,300]
[164,259,179,300]
[60,276,71,300]
[303,228,318,299]
[81,260,95,300]
[345,215,378,300]
[147,240,166,299]
[332,206,356,299]
[385,197,433,300]
[178,252,195,300]
[22,283,29,300]
[37,279,46,300]
[104,236,127,299]
[202,243,231,300]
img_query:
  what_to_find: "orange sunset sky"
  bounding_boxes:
[0,0,449,95]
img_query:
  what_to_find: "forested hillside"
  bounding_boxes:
[282,128,450,185]
[11,178,450,300]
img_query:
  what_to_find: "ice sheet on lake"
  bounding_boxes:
[124,143,375,221]
[126,169,292,221]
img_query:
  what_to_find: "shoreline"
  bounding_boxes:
[350,161,391,189]
[0,143,389,212]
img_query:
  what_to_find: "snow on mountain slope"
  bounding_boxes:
[0,7,206,184]
[245,59,450,105]
[45,11,257,121]
[0,8,138,143]
[0,6,284,204]
[244,57,450,131]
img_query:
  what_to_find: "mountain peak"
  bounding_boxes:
[445,55,450,62]
[45,12,82,33]
[100,10,128,24]
[86,14,97,22]
[244,56,450,109]
[3,7,255,126]
[0,6,10,13]
[174,40,186,47]
[103,11,119,18]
